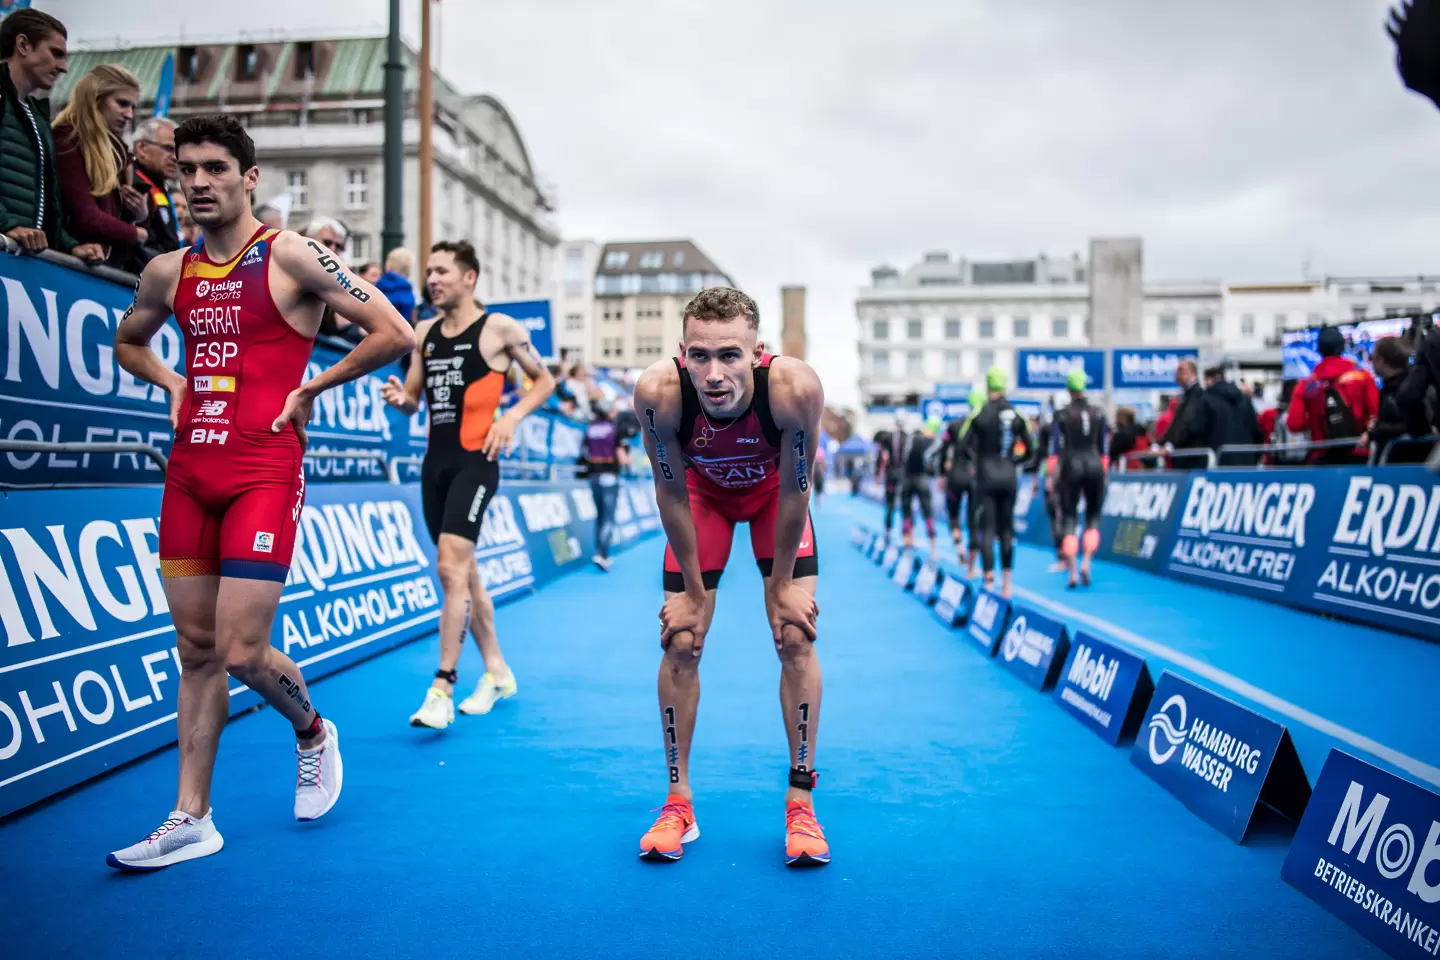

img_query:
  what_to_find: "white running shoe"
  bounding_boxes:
[106,810,224,871]
[409,687,454,729]
[294,719,343,822]
[458,671,517,715]
[592,555,612,572]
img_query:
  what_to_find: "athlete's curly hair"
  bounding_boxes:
[683,286,759,331]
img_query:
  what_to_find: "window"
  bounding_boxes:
[906,351,923,376]
[907,318,923,340]
[1240,314,1255,337]
[1351,305,1368,321]
[1307,312,1326,326]
[602,305,623,323]
[180,46,200,82]
[236,44,259,82]
[673,251,685,266]
[1195,313,1214,338]
[564,247,586,296]
[944,317,961,340]
[1275,312,1289,329]
[1158,313,1177,336]
[638,251,665,268]
[944,350,961,377]
[872,350,891,378]
[1385,305,1405,319]
[976,349,996,374]
[603,251,630,269]
[873,318,890,340]
[1012,316,1030,339]
[344,168,368,208]
[565,313,584,331]
[978,317,995,339]
[285,170,308,209]
[1051,316,1069,339]
[635,336,663,356]
[350,234,371,263]
[295,42,315,79]
[602,337,623,358]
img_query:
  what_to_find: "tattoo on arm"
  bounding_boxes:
[306,240,371,303]
[793,429,809,492]
[644,407,674,481]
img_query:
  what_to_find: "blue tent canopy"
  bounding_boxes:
[837,435,870,455]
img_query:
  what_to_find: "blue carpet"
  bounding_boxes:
[0,496,1389,959]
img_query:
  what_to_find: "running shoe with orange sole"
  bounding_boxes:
[638,794,699,862]
[785,797,830,867]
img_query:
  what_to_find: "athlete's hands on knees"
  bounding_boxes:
[659,592,708,654]
[766,580,818,643]
[272,387,315,448]
[482,413,518,461]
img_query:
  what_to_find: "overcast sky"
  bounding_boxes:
[52,0,1440,407]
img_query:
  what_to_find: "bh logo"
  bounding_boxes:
[1148,694,1189,764]
[1001,616,1028,662]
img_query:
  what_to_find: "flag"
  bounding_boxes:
[153,52,174,118]
[0,0,33,19]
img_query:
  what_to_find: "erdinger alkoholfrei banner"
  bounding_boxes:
[0,476,660,816]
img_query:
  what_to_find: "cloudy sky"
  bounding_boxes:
[54,0,1440,407]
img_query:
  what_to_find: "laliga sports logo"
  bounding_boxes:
[1147,694,1189,765]
[1002,615,1028,661]
[195,280,212,298]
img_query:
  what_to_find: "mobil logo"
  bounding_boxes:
[964,588,1011,654]
[1168,477,1316,596]
[1283,750,1440,960]
[1131,671,1310,842]
[997,604,1070,691]
[1315,472,1440,632]
[1053,631,1154,745]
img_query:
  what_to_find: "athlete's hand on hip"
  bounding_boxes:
[272,387,314,448]
[167,378,188,431]
[381,375,407,409]
[766,580,818,643]
[660,591,707,652]
[483,413,519,460]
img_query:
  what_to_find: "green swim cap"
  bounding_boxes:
[968,386,986,409]
[986,367,1008,392]
[925,416,944,434]
[1066,368,1088,392]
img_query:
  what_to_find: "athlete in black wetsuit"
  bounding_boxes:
[1049,369,1109,588]
[873,425,907,543]
[933,397,981,566]
[898,426,938,555]
[965,369,1033,598]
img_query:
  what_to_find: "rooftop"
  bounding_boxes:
[596,239,730,280]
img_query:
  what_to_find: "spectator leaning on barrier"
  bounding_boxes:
[1108,406,1149,469]
[1159,359,1208,468]
[1368,335,1431,464]
[0,9,101,261]
[376,247,417,323]
[129,116,180,269]
[1197,365,1264,466]
[1286,325,1379,465]
[52,64,150,269]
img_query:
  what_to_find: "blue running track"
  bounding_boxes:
[3,493,1434,959]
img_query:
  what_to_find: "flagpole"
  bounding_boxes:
[419,0,434,261]
[381,0,404,259]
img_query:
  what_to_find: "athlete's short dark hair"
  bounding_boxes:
[0,9,65,59]
[684,286,758,332]
[175,115,257,172]
[431,240,480,277]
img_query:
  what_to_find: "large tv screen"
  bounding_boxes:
[1281,315,1433,380]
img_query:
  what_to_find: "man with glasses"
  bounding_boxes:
[130,116,180,269]
[304,216,366,344]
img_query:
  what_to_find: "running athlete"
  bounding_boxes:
[1030,396,1068,574]
[898,422,938,557]
[933,387,985,566]
[1049,369,1109,589]
[873,421,907,543]
[108,116,416,870]
[965,368,1033,599]
[632,286,828,867]
[381,240,556,729]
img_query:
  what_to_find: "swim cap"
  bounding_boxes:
[1066,368,1088,392]
[925,416,943,434]
[968,386,986,410]
[986,367,1008,392]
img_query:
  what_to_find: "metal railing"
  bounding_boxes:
[1118,447,1217,472]
[0,439,170,474]
[301,448,397,483]
[1377,435,1440,466]
[1213,437,1368,467]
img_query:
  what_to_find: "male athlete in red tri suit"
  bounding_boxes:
[632,286,829,866]
[108,116,415,870]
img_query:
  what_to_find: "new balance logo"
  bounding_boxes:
[196,399,228,417]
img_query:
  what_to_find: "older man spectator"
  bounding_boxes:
[304,216,367,344]
[0,9,101,260]
[129,116,180,268]
[1159,359,1208,469]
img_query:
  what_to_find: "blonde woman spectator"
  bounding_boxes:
[52,63,148,268]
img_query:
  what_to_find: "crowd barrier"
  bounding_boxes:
[858,464,1440,641]
[0,252,587,489]
[850,527,1440,960]
[0,475,661,817]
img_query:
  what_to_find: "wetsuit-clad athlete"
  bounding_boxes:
[965,368,1033,598]
[898,423,938,556]
[1049,369,1108,588]
[934,387,985,567]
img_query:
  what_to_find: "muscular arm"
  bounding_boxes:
[273,232,416,399]
[384,320,433,416]
[634,364,705,599]
[114,252,187,420]
[492,314,557,423]
[769,359,825,591]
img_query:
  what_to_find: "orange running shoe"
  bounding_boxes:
[785,798,830,867]
[638,794,699,862]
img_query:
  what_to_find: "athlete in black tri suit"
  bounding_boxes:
[873,423,907,543]
[898,424,938,557]
[382,240,555,729]
[965,368,1033,598]
[1048,369,1109,588]
[934,393,982,566]
[1029,398,1068,574]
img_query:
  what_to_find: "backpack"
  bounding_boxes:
[1271,412,1309,463]
[1318,379,1360,441]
